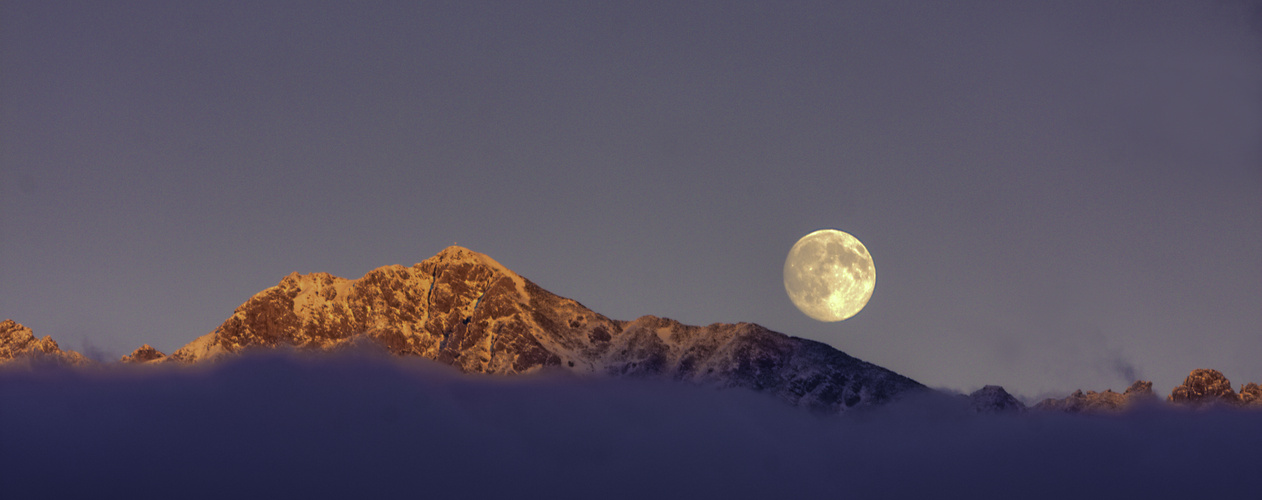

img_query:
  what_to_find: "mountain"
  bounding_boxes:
[1032,371,1262,413]
[166,245,926,413]
[0,319,89,366]
[1168,369,1262,408]
[1033,381,1157,413]
[1242,383,1262,406]
[966,385,1026,414]
[9,246,1259,416]
[120,344,166,364]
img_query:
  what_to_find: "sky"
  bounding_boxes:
[2,0,1259,399]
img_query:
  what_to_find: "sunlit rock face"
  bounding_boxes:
[1169,369,1240,407]
[0,319,90,366]
[120,344,166,364]
[165,246,926,413]
[1240,383,1262,407]
[167,246,595,375]
[1168,369,1261,408]
[1034,380,1157,414]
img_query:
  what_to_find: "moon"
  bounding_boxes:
[783,229,876,322]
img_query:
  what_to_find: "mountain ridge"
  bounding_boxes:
[0,319,89,366]
[141,246,925,413]
[6,246,1259,414]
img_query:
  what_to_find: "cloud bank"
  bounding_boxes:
[2,353,1259,499]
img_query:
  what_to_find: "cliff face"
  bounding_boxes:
[0,319,89,366]
[167,246,615,374]
[1168,369,1261,408]
[1240,383,1262,406]
[165,246,926,413]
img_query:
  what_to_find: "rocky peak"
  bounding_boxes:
[1123,380,1155,399]
[0,319,90,366]
[432,245,502,267]
[165,246,616,370]
[1240,383,1261,407]
[161,246,926,413]
[1168,369,1239,407]
[1033,379,1158,414]
[967,385,1025,414]
[121,344,166,363]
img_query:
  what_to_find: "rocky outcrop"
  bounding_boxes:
[1168,369,1260,408]
[1240,383,1262,407]
[121,344,166,363]
[967,385,1025,414]
[1035,373,1262,413]
[1034,380,1156,413]
[1169,369,1238,407]
[167,246,618,372]
[165,246,926,413]
[0,319,90,366]
[1124,380,1156,399]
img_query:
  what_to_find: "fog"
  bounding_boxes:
[2,353,1258,499]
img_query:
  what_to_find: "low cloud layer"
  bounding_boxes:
[2,353,1259,499]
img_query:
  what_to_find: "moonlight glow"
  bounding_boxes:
[784,229,876,322]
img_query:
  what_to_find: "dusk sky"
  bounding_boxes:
[2,0,1259,399]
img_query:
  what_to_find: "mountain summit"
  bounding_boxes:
[166,246,924,413]
[0,319,89,366]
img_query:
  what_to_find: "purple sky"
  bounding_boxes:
[2,0,1259,399]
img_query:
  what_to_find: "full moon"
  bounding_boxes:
[783,229,876,322]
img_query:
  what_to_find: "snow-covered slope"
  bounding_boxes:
[165,246,925,413]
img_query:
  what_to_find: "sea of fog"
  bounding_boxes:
[2,352,1258,499]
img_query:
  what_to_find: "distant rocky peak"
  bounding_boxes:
[1033,379,1156,414]
[1031,371,1262,414]
[121,344,166,363]
[1123,380,1154,398]
[967,385,1025,414]
[1240,383,1261,406]
[0,319,90,366]
[1,319,34,343]
[1168,369,1247,407]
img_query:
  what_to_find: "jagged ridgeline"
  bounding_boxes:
[0,319,89,366]
[0,247,927,414]
[7,246,1257,414]
[1029,372,1261,413]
